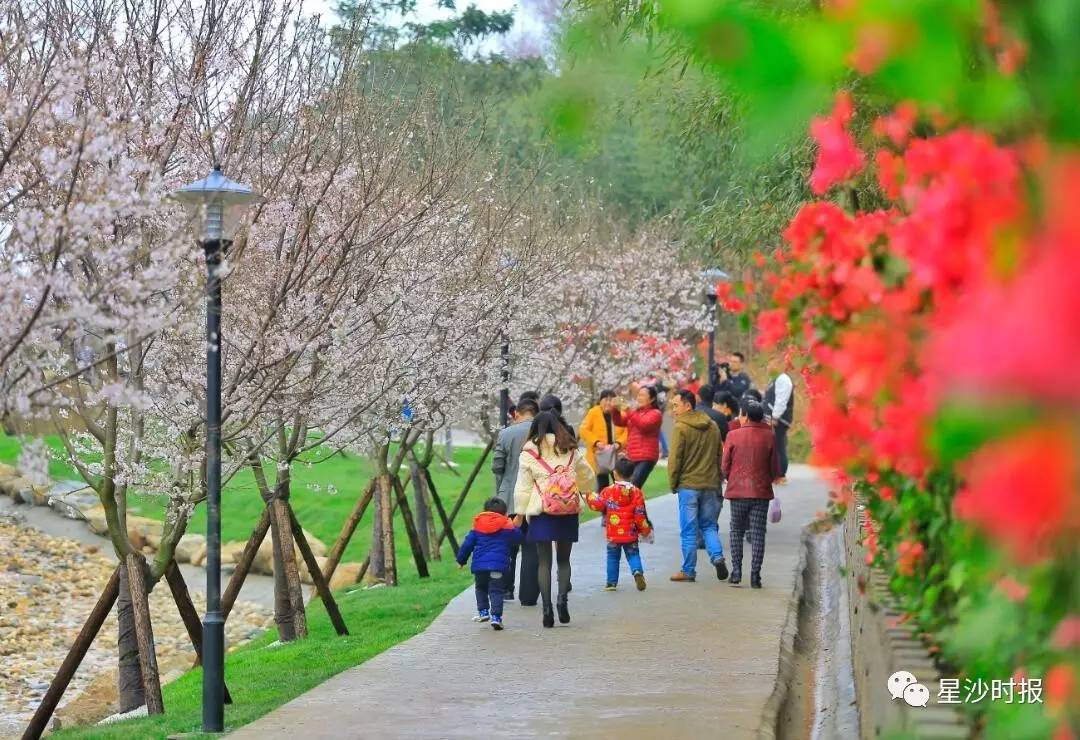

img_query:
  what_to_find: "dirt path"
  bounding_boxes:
[229,465,828,739]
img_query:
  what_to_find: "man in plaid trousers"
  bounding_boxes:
[721,399,782,588]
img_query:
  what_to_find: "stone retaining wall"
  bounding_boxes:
[844,500,970,738]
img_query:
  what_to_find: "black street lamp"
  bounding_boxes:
[498,255,517,428]
[702,268,729,387]
[173,167,258,733]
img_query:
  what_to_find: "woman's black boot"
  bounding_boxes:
[542,604,555,628]
[556,595,570,624]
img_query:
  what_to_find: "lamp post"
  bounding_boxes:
[702,268,729,387]
[498,255,517,428]
[172,167,258,733]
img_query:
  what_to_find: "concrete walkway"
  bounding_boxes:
[231,465,828,739]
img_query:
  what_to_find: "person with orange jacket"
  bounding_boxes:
[586,457,653,591]
[579,389,629,491]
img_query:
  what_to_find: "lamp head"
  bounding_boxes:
[701,267,728,301]
[173,166,259,243]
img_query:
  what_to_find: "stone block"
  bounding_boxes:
[174,533,206,564]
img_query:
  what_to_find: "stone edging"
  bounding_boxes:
[845,500,970,738]
[758,523,813,739]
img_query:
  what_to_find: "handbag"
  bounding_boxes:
[595,444,618,475]
[769,497,782,524]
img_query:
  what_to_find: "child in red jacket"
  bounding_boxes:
[586,457,653,592]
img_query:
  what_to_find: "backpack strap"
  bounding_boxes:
[526,447,556,475]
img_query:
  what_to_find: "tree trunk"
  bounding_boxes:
[272,497,308,637]
[267,508,297,642]
[378,474,397,586]
[126,554,163,715]
[392,475,429,578]
[115,560,145,713]
[410,461,432,560]
[368,487,385,582]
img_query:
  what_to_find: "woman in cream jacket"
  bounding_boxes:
[513,411,595,628]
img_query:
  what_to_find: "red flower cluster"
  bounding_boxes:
[751,95,1079,572]
[809,91,866,195]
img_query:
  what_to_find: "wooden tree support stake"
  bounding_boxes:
[391,474,430,578]
[286,505,349,636]
[126,553,164,715]
[423,465,460,556]
[313,479,375,599]
[221,506,271,622]
[163,562,232,703]
[435,438,491,549]
[23,568,120,740]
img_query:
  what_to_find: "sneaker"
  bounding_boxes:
[491,615,504,630]
[713,558,729,581]
[633,572,647,591]
[729,570,742,586]
[604,583,617,592]
[669,571,696,583]
[472,610,490,622]
[750,574,762,589]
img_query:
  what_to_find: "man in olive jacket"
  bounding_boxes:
[667,390,729,583]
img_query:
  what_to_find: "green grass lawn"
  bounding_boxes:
[51,561,474,739]
[2,433,672,738]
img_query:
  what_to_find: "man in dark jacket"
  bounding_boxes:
[722,400,781,589]
[491,396,539,603]
[667,390,728,583]
[717,351,753,400]
[695,384,729,440]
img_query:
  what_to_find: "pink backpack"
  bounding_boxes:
[527,449,582,516]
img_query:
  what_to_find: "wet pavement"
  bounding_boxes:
[230,464,829,739]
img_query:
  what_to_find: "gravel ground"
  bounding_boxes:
[0,511,273,737]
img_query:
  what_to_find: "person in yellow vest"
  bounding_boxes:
[580,390,629,491]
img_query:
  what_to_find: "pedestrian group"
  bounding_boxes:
[456,354,792,630]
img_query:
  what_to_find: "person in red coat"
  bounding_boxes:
[721,399,781,589]
[586,457,653,591]
[611,385,664,489]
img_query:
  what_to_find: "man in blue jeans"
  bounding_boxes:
[666,390,729,582]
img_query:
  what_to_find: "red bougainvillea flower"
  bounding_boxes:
[809,91,866,195]
[932,240,1080,404]
[896,540,925,576]
[995,576,1030,602]
[1051,615,1080,650]
[873,101,919,147]
[932,158,1080,403]
[755,308,789,349]
[1045,664,1076,712]
[954,425,1080,563]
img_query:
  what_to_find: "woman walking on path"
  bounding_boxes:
[612,385,664,489]
[514,411,595,627]
[721,400,781,589]
[580,390,628,491]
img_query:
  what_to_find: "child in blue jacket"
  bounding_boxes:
[457,497,524,630]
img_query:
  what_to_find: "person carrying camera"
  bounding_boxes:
[717,351,753,400]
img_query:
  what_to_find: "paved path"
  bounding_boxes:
[231,465,828,739]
